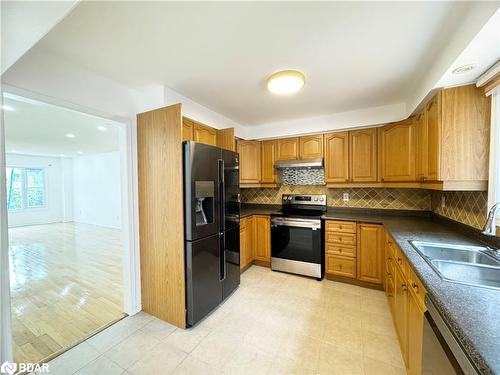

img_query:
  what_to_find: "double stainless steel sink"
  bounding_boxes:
[410,241,500,290]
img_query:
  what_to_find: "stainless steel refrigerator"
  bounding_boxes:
[183,141,240,326]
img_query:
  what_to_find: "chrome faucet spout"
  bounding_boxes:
[482,202,500,236]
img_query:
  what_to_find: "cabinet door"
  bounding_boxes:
[415,110,427,181]
[277,137,299,160]
[253,215,270,262]
[357,224,384,284]
[350,128,377,182]
[240,217,254,269]
[394,266,408,365]
[380,119,416,182]
[425,94,440,181]
[261,140,277,184]
[238,141,261,184]
[299,135,323,159]
[407,291,424,375]
[193,123,217,145]
[324,132,349,183]
[182,118,194,141]
[216,128,235,151]
[326,255,357,278]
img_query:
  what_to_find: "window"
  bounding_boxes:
[6,167,46,210]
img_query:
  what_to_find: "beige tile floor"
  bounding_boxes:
[43,266,405,375]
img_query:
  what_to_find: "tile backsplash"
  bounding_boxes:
[281,168,325,185]
[241,186,431,210]
[431,191,488,230]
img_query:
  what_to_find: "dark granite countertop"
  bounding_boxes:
[240,204,282,218]
[241,204,500,374]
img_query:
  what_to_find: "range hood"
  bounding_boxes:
[274,158,323,169]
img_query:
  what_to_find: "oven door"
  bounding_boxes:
[271,217,322,264]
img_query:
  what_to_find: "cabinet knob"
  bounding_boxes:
[397,257,402,265]
[402,284,408,292]
[412,282,418,291]
[339,248,343,253]
[387,272,392,278]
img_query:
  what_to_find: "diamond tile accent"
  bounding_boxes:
[431,191,488,229]
[241,187,431,210]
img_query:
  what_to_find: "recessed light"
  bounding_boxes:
[60,154,66,157]
[452,64,476,75]
[2,105,14,111]
[266,70,305,95]
[66,133,76,138]
[97,125,107,132]
[76,151,83,155]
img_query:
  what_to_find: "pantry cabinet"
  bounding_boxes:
[193,122,217,146]
[261,140,277,184]
[324,132,350,183]
[299,135,324,159]
[380,118,416,182]
[238,140,261,184]
[350,128,378,182]
[357,224,384,284]
[277,137,299,160]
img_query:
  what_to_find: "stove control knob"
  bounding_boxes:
[319,197,325,202]
[314,197,318,201]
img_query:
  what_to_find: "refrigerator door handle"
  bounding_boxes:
[219,232,226,281]
[218,159,225,232]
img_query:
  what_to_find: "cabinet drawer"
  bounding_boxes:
[325,220,356,234]
[326,232,356,246]
[326,243,356,258]
[326,255,356,278]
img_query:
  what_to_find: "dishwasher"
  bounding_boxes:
[422,295,479,375]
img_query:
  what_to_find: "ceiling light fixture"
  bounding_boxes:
[66,133,76,138]
[97,125,107,132]
[2,105,14,111]
[266,70,305,95]
[452,63,477,75]
[76,151,83,155]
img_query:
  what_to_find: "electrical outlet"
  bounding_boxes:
[343,192,349,202]
[440,196,446,208]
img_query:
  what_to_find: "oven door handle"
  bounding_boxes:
[271,220,321,230]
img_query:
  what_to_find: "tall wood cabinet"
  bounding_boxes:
[261,140,277,184]
[350,128,378,182]
[237,140,261,184]
[380,118,416,182]
[324,132,349,183]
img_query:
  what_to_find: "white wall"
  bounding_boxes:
[73,151,121,228]
[5,153,71,227]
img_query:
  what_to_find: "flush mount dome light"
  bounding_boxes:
[266,70,305,94]
[452,63,477,75]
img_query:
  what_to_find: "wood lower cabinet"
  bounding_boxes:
[394,265,409,364]
[350,128,378,182]
[240,216,254,270]
[253,215,271,263]
[380,118,416,182]
[326,255,357,278]
[193,123,217,145]
[299,135,323,159]
[238,140,261,184]
[277,137,299,160]
[357,224,384,284]
[261,140,277,184]
[407,289,425,375]
[324,132,349,183]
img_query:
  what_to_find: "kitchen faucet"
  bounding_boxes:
[482,202,500,236]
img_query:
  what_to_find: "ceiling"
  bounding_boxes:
[35,1,499,126]
[3,94,121,157]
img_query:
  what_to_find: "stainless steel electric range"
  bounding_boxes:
[270,194,326,279]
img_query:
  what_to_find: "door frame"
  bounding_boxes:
[0,86,142,363]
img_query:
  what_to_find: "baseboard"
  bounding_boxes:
[325,274,384,290]
[253,259,271,268]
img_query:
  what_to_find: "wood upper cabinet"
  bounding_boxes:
[357,224,384,284]
[425,95,440,181]
[240,216,254,269]
[238,140,261,184]
[415,110,427,181]
[407,290,425,375]
[261,140,277,184]
[253,215,271,263]
[324,132,349,183]
[216,128,235,151]
[277,137,299,160]
[193,122,217,145]
[380,118,416,182]
[182,118,194,141]
[299,135,323,159]
[350,128,378,182]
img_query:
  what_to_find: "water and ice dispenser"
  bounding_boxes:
[195,181,215,226]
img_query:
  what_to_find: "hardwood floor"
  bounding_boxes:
[8,222,124,364]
